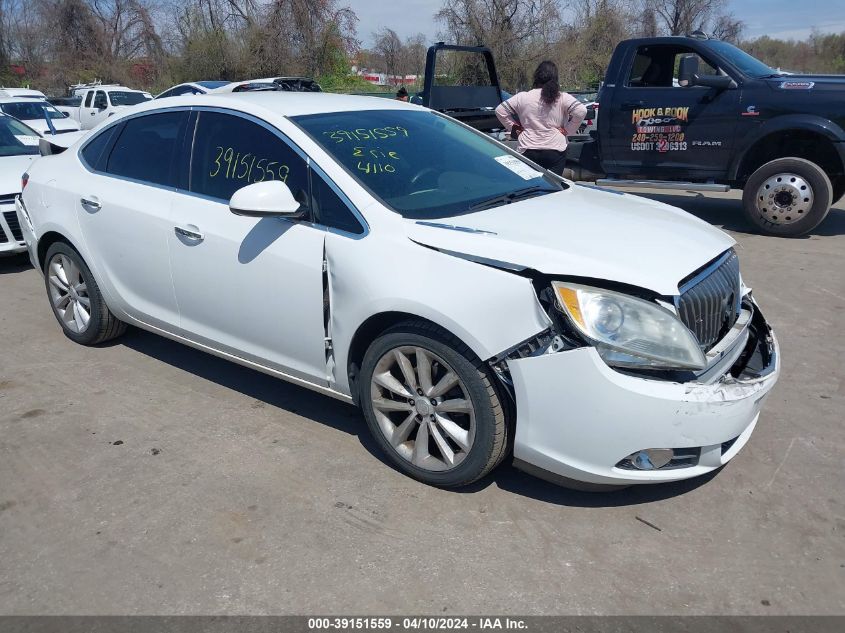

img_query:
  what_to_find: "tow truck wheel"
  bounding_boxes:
[742,157,832,237]
[831,176,845,206]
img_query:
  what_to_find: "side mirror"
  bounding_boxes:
[678,54,737,90]
[677,55,698,87]
[229,180,304,218]
[584,104,596,121]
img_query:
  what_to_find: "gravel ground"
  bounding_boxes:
[0,190,843,615]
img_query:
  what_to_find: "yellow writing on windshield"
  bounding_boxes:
[353,147,401,175]
[322,126,409,143]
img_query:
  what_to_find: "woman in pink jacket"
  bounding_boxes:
[495,61,587,175]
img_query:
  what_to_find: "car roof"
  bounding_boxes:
[128,91,419,118]
[0,96,51,104]
[0,88,46,98]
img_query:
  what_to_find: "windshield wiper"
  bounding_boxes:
[469,186,554,211]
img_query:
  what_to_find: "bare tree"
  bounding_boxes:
[710,11,743,43]
[647,0,723,36]
[372,27,403,83]
[559,0,635,88]
[436,0,562,90]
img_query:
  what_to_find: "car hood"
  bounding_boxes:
[23,118,81,134]
[0,154,37,197]
[405,184,736,296]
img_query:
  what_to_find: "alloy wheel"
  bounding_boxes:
[370,346,476,472]
[47,254,91,334]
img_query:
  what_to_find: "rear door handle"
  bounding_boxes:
[80,197,101,210]
[174,225,204,241]
[621,100,645,110]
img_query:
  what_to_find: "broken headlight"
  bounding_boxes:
[552,282,706,371]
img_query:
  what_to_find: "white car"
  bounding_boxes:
[0,97,82,135]
[155,81,232,99]
[16,93,779,489]
[1,114,39,255]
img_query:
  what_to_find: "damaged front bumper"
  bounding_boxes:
[507,301,779,486]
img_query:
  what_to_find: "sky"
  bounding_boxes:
[350,0,845,47]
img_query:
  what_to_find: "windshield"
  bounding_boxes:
[706,41,776,78]
[0,117,40,156]
[1,101,67,120]
[109,91,151,106]
[293,109,562,219]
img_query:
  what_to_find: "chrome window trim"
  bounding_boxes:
[75,104,369,238]
[77,105,194,176]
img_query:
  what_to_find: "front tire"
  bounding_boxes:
[742,157,832,236]
[359,320,509,488]
[44,242,126,345]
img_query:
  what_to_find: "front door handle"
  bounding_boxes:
[621,100,646,110]
[80,197,101,210]
[174,225,204,241]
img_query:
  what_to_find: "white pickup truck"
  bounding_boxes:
[54,85,152,130]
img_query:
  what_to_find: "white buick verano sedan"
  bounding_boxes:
[16,93,779,489]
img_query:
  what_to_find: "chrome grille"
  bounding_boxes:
[677,250,742,352]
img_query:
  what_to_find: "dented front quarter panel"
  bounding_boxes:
[325,221,552,396]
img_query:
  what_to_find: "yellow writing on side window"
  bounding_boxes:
[209,146,290,184]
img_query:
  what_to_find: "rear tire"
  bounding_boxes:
[742,157,832,236]
[44,242,126,345]
[359,320,509,488]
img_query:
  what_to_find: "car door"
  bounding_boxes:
[76,110,189,329]
[606,43,740,179]
[78,90,95,128]
[87,90,111,129]
[168,109,329,385]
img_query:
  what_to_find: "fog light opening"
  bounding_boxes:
[627,448,674,470]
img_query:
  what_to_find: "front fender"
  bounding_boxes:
[325,231,552,396]
[730,113,845,180]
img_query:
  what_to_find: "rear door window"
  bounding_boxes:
[104,111,189,187]
[189,111,309,205]
[80,126,119,170]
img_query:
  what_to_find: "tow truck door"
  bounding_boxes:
[605,43,739,179]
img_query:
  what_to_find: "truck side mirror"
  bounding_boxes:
[677,55,698,87]
[584,104,596,121]
[678,54,737,90]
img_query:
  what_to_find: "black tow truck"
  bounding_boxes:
[414,42,505,134]
[565,32,845,236]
